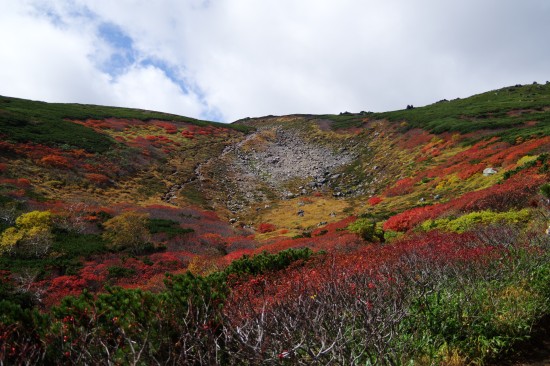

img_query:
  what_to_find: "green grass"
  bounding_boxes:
[147,218,194,238]
[51,231,107,258]
[325,83,550,141]
[0,231,107,277]
[0,95,252,153]
[0,98,115,153]
[107,266,137,279]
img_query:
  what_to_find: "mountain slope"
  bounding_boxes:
[0,84,549,365]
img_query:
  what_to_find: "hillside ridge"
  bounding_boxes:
[0,84,549,365]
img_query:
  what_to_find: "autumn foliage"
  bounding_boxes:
[257,222,277,233]
[1,89,550,364]
[384,170,546,232]
[102,211,151,254]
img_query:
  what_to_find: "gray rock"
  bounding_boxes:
[483,167,497,176]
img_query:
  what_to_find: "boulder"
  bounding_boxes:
[483,167,497,176]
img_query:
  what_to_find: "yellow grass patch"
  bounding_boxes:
[256,197,351,231]
[516,154,539,166]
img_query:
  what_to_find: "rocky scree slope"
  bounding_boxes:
[188,119,384,215]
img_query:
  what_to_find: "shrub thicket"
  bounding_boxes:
[1,230,549,364]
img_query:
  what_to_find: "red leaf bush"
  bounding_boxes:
[367,197,383,206]
[40,154,71,169]
[384,169,547,232]
[257,223,277,233]
[384,177,417,197]
[85,173,110,185]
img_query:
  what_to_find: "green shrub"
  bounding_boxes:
[107,266,137,279]
[223,248,314,278]
[420,209,531,233]
[540,183,550,200]
[403,244,550,364]
[147,218,194,238]
[0,95,249,154]
[325,83,550,142]
[348,218,385,242]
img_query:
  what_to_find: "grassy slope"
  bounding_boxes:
[0,95,254,207]
[218,84,550,234]
[323,82,550,141]
[0,95,251,153]
[0,85,549,364]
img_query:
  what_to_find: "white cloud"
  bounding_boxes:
[1,0,549,122]
[109,65,203,117]
[0,2,102,102]
[0,1,207,119]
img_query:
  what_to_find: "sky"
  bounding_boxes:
[1,1,549,122]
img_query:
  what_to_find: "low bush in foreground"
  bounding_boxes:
[0,229,549,365]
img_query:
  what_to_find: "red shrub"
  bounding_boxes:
[486,137,550,166]
[85,173,110,185]
[384,177,416,197]
[457,163,485,180]
[69,149,93,159]
[368,197,383,206]
[383,168,547,232]
[40,154,71,168]
[181,130,195,139]
[9,189,25,197]
[257,223,277,233]
[154,122,178,134]
[457,171,546,212]
[16,178,31,187]
[383,204,448,232]
[0,141,16,154]
[396,129,433,149]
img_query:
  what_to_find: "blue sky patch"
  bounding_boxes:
[140,58,223,121]
[140,58,190,94]
[98,22,136,76]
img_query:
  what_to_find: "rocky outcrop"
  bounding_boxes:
[194,126,359,212]
[233,128,353,187]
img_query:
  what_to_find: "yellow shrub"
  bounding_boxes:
[515,154,538,166]
[102,211,151,253]
[420,209,531,233]
[0,210,53,257]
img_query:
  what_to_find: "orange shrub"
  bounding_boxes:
[40,154,71,168]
